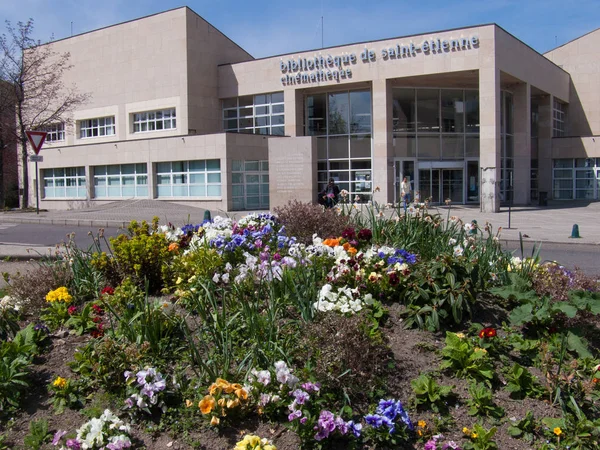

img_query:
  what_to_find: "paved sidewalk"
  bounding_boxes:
[0,199,598,259]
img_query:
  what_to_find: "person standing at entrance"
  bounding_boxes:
[320,178,340,208]
[401,177,410,213]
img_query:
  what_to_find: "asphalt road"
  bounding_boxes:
[0,222,123,251]
[0,223,598,277]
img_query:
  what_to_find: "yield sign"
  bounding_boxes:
[26,131,47,155]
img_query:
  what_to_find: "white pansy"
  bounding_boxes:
[453,245,464,257]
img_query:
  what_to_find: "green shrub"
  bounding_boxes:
[98,218,173,294]
[273,200,350,244]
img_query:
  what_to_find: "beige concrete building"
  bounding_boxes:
[24,7,600,212]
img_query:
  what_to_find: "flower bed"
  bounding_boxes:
[1,204,600,449]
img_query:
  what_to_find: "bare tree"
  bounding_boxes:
[0,19,88,208]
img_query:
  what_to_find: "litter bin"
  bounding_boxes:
[538,191,548,207]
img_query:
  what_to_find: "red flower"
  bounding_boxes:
[101,286,114,296]
[479,327,497,338]
[91,304,104,315]
[67,305,77,315]
[357,229,373,241]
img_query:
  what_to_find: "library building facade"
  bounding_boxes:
[27,7,600,212]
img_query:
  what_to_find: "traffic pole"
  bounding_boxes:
[35,160,39,215]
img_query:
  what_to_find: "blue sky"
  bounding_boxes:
[1,0,598,57]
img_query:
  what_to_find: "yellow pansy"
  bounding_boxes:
[53,376,67,389]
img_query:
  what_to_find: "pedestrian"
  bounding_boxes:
[401,177,411,213]
[320,178,340,208]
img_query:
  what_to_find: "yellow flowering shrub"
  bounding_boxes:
[45,287,73,303]
[234,434,276,450]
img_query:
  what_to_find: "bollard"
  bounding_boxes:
[570,224,581,239]
[203,210,212,222]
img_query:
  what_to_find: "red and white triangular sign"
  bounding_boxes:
[26,131,48,155]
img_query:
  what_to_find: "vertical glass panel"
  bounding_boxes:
[190,185,206,196]
[157,186,171,197]
[307,94,327,136]
[441,90,465,133]
[350,135,371,158]
[417,136,441,159]
[206,160,220,171]
[465,136,479,157]
[392,89,416,132]
[467,161,479,202]
[442,135,464,159]
[465,90,479,133]
[393,134,416,158]
[189,160,205,172]
[505,93,514,135]
[317,137,327,159]
[328,136,349,159]
[349,91,372,133]
[173,186,187,196]
[245,161,260,171]
[232,160,243,171]
[328,92,349,135]
[416,89,439,132]
[207,185,221,196]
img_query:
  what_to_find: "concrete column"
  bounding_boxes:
[284,89,303,137]
[512,82,531,204]
[479,66,502,212]
[537,95,553,197]
[147,158,156,199]
[372,79,393,204]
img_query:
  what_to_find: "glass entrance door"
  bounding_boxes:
[419,168,463,204]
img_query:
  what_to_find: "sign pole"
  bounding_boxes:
[25,131,47,214]
[35,160,39,215]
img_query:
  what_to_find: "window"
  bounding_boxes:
[43,167,86,198]
[79,116,115,138]
[308,89,373,202]
[156,160,221,197]
[44,123,65,142]
[223,92,284,135]
[93,164,148,198]
[553,158,600,200]
[553,99,566,137]
[133,108,176,133]
[392,88,480,160]
[231,160,269,210]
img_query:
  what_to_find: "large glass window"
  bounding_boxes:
[222,92,284,136]
[553,158,600,200]
[307,89,373,202]
[43,167,86,198]
[392,88,479,160]
[553,99,566,137]
[133,108,176,133]
[156,160,221,197]
[93,164,148,198]
[79,116,115,138]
